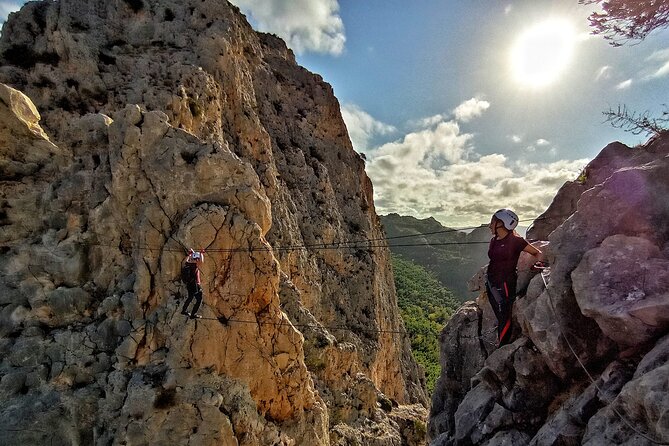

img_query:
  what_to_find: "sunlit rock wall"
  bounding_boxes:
[0,1,427,444]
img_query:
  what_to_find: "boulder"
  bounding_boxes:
[428,301,488,442]
[572,235,669,346]
[582,363,669,446]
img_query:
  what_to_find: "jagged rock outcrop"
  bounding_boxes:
[428,133,669,445]
[0,1,426,444]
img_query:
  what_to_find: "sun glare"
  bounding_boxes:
[511,19,576,88]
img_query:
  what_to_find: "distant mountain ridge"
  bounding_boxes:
[380,213,490,301]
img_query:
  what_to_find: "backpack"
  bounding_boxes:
[181,261,198,285]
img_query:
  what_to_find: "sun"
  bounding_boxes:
[510,19,576,88]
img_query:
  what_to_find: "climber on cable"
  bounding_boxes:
[181,249,205,319]
[486,209,543,346]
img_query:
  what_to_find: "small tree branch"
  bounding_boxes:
[603,104,669,137]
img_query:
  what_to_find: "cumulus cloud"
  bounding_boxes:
[364,113,586,227]
[510,134,523,143]
[0,1,23,24]
[341,104,396,152]
[232,0,345,55]
[453,97,490,122]
[372,121,472,169]
[616,79,633,90]
[409,98,490,129]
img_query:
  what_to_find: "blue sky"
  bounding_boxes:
[3,0,668,227]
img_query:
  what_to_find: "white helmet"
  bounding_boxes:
[493,209,519,230]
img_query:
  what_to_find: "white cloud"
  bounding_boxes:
[509,137,550,153]
[410,97,491,129]
[364,114,586,227]
[504,5,513,15]
[651,60,669,79]
[453,97,491,122]
[232,0,345,55]
[341,104,396,152]
[0,1,23,23]
[645,48,669,79]
[595,65,612,81]
[616,79,633,90]
[373,120,472,168]
[410,114,447,129]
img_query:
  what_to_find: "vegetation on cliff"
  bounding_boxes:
[391,254,461,393]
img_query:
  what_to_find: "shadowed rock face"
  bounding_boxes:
[428,134,669,445]
[0,1,427,444]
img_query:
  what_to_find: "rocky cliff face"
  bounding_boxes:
[0,1,427,444]
[428,134,669,445]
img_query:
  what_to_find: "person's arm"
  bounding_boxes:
[523,242,543,260]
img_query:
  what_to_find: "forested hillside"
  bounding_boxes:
[381,214,490,301]
[391,254,461,392]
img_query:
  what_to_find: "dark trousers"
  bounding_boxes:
[485,278,516,346]
[182,282,202,317]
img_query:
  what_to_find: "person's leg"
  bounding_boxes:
[189,287,203,318]
[182,283,196,315]
[497,282,515,346]
[485,280,504,324]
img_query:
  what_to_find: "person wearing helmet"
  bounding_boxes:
[181,249,204,319]
[486,209,542,346]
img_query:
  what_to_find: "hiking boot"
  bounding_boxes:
[189,314,202,319]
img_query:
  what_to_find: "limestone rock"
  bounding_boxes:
[468,264,487,292]
[454,382,499,442]
[635,332,669,378]
[529,360,635,446]
[0,0,426,443]
[516,240,549,295]
[428,301,489,442]
[572,235,669,346]
[583,362,669,446]
[388,404,430,446]
[527,140,665,241]
[482,429,532,446]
